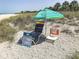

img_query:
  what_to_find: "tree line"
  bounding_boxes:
[20,0,79,13]
[48,0,79,11]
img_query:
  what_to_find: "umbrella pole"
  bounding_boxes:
[45,21,46,36]
[45,20,47,36]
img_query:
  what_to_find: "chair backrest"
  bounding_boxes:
[34,21,44,34]
[50,25,60,37]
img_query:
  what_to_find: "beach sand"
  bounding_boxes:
[0,33,79,59]
[0,14,17,21]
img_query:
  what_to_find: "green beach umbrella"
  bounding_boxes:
[33,8,64,35]
[34,8,64,20]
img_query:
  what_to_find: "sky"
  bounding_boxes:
[0,0,79,13]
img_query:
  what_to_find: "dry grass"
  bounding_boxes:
[61,11,79,18]
[0,22,16,43]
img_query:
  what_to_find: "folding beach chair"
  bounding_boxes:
[46,25,60,43]
[31,21,45,44]
[17,31,33,47]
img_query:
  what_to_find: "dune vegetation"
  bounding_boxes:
[0,13,36,43]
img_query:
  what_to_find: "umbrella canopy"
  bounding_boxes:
[34,8,64,20]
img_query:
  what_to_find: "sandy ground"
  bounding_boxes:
[0,14,17,21]
[0,33,79,59]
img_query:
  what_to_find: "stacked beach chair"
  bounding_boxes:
[32,21,44,44]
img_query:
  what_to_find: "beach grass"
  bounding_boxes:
[0,13,36,42]
[61,11,79,18]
